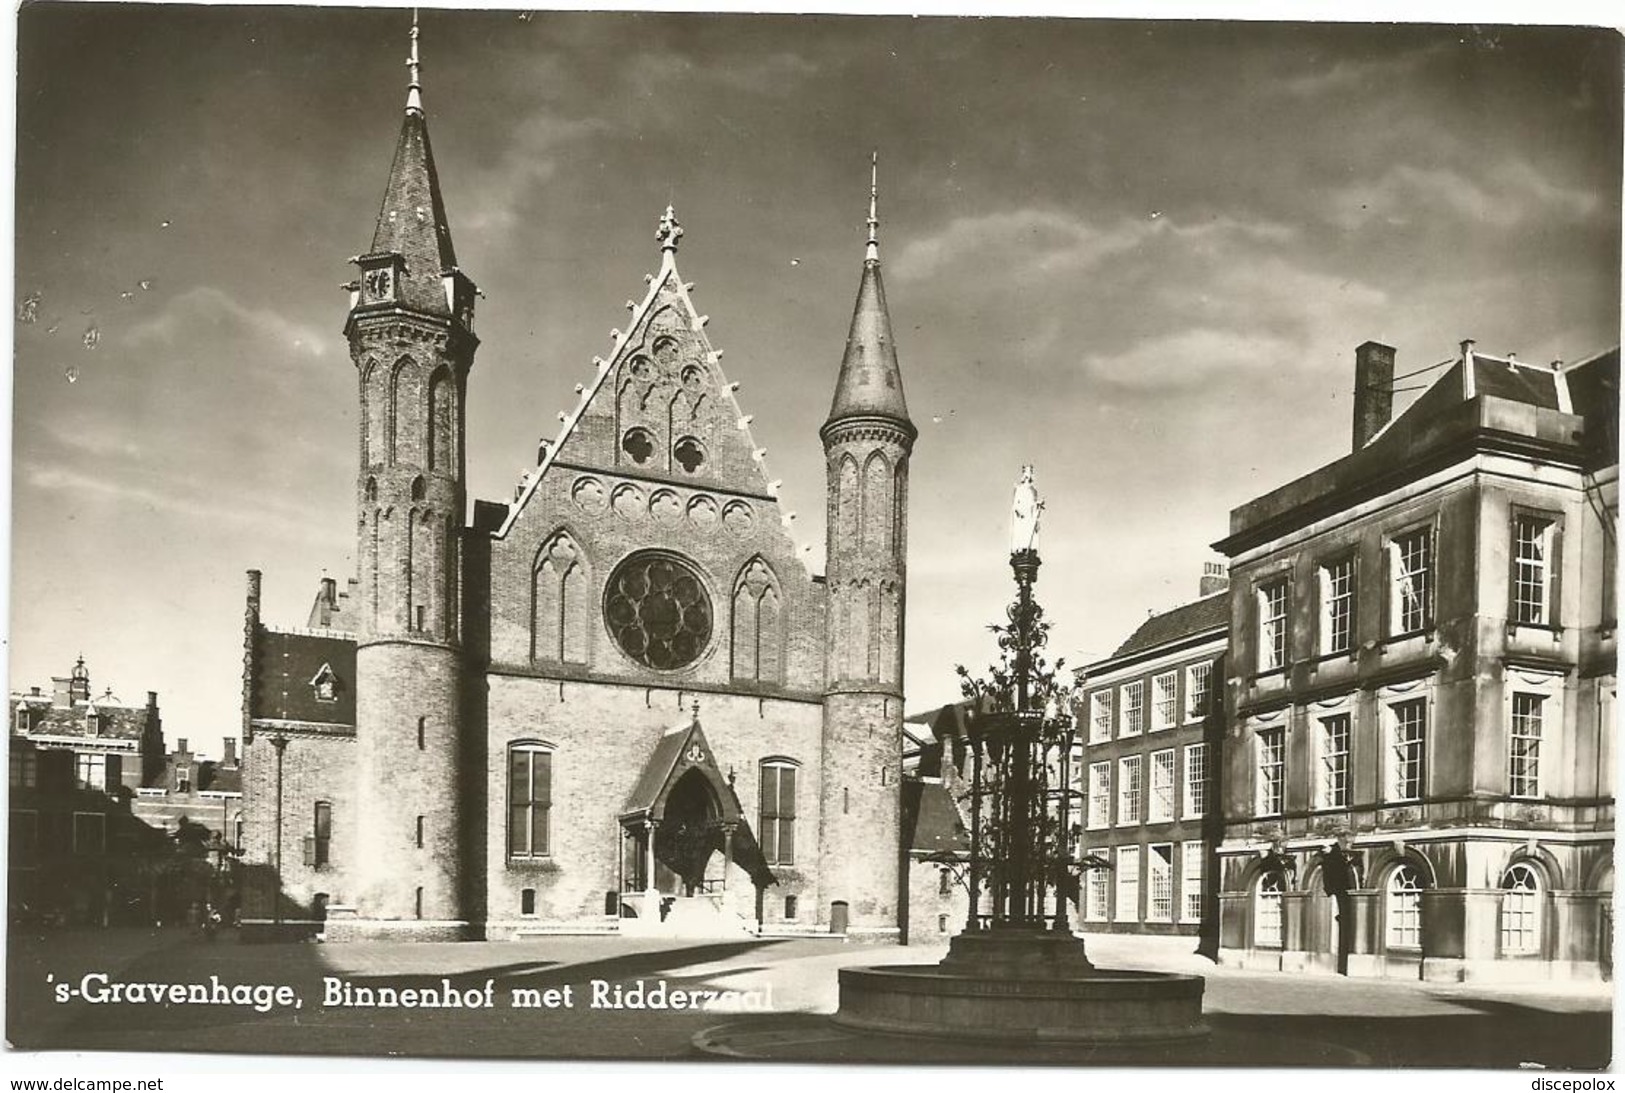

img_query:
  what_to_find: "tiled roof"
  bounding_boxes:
[902,778,970,854]
[1111,592,1229,658]
[25,703,149,742]
[252,630,356,726]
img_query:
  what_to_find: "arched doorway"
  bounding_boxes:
[654,769,724,895]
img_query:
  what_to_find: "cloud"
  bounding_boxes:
[1274,43,1449,98]
[460,113,611,233]
[126,286,329,360]
[1328,160,1600,230]
[890,209,1293,283]
[1078,327,1302,390]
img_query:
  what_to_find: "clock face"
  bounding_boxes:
[364,267,394,301]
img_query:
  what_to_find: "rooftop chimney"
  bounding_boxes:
[1353,341,1396,451]
[223,737,238,766]
[147,690,158,709]
[177,737,189,755]
[1199,561,1229,597]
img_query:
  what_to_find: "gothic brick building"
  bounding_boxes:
[238,24,915,941]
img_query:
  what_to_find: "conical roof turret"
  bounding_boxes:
[825,154,913,435]
[365,12,458,316]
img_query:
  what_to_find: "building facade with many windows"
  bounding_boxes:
[1213,340,1617,981]
[237,23,918,941]
[1074,566,1228,948]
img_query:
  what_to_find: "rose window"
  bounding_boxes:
[604,553,713,670]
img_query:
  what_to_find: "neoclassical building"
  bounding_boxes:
[239,23,916,941]
[1213,339,1617,981]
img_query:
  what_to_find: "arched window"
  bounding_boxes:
[731,558,783,684]
[759,759,798,867]
[1386,863,1424,949]
[862,452,892,555]
[1254,871,1284,949]
[1501,862,1543,955]
[365,477,377,503]
[427,368,452,472]
[532,532,589,665]
[411,476,426,502]
[507,743,553,860]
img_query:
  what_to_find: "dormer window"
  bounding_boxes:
[311,663,341,704]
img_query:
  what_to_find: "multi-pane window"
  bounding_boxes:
[1388,700,1426,802]
[1386,865,1423,949]
[75,753,106,792]
[1512,515,1556,626]
[1317,714,1351,810]
[1149,749,1176,822]
[10,747,37,788]
[1254,872,1284,948]
[1117,755,1142,826]
[1389,527,1434,635]
[1151,672,1178,731]
[759,761,798,866]
[1147,844,1174,922]
[507,746,552,859]
[1180,841,1204,923]
[1114,845,1141,922]
[1509,693,1543,798]
[1183,743,1208,818]
[1186,662,1212,720]
[1087,762,1111,829]
[1319,556,1355,655]
[1256,727,1285,817]
[1500,863,1542,955]
[1257,579,1289,671]
[1120,681,1144,737]
[1085,848,1110,922]
[307,800,333,867]
[1089,691,1113,744]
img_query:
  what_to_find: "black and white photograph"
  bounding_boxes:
[6,1,1620,1079]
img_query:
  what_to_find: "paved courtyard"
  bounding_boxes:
[6,926,1612,1068]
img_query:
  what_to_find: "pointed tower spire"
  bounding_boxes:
[355,9,465,318]
[823,154,913,434]
[405,9,423,116]
[866,151,879,265]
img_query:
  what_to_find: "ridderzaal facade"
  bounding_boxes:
[238,24,915,941]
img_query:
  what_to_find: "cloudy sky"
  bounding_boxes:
[11,5,1621,757]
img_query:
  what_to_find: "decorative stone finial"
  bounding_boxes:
[866,151,879,264]
[657,205,684,253]
[405,9,423,115]
[1010,464,1043,556]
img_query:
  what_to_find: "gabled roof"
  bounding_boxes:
[26,703,149,742]
[493,213,782,540]
[1110,592,1229,659]
[620,711,742,826]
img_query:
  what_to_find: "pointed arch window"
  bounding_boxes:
[862,452,892,556]
[532,532,590,665]
[427,368,453,472]
[388,357,414,465]
[731,558,784,684]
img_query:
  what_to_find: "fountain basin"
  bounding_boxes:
[834,963,1207,1044]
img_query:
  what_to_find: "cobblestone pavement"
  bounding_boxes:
[6,927,1612,1068]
